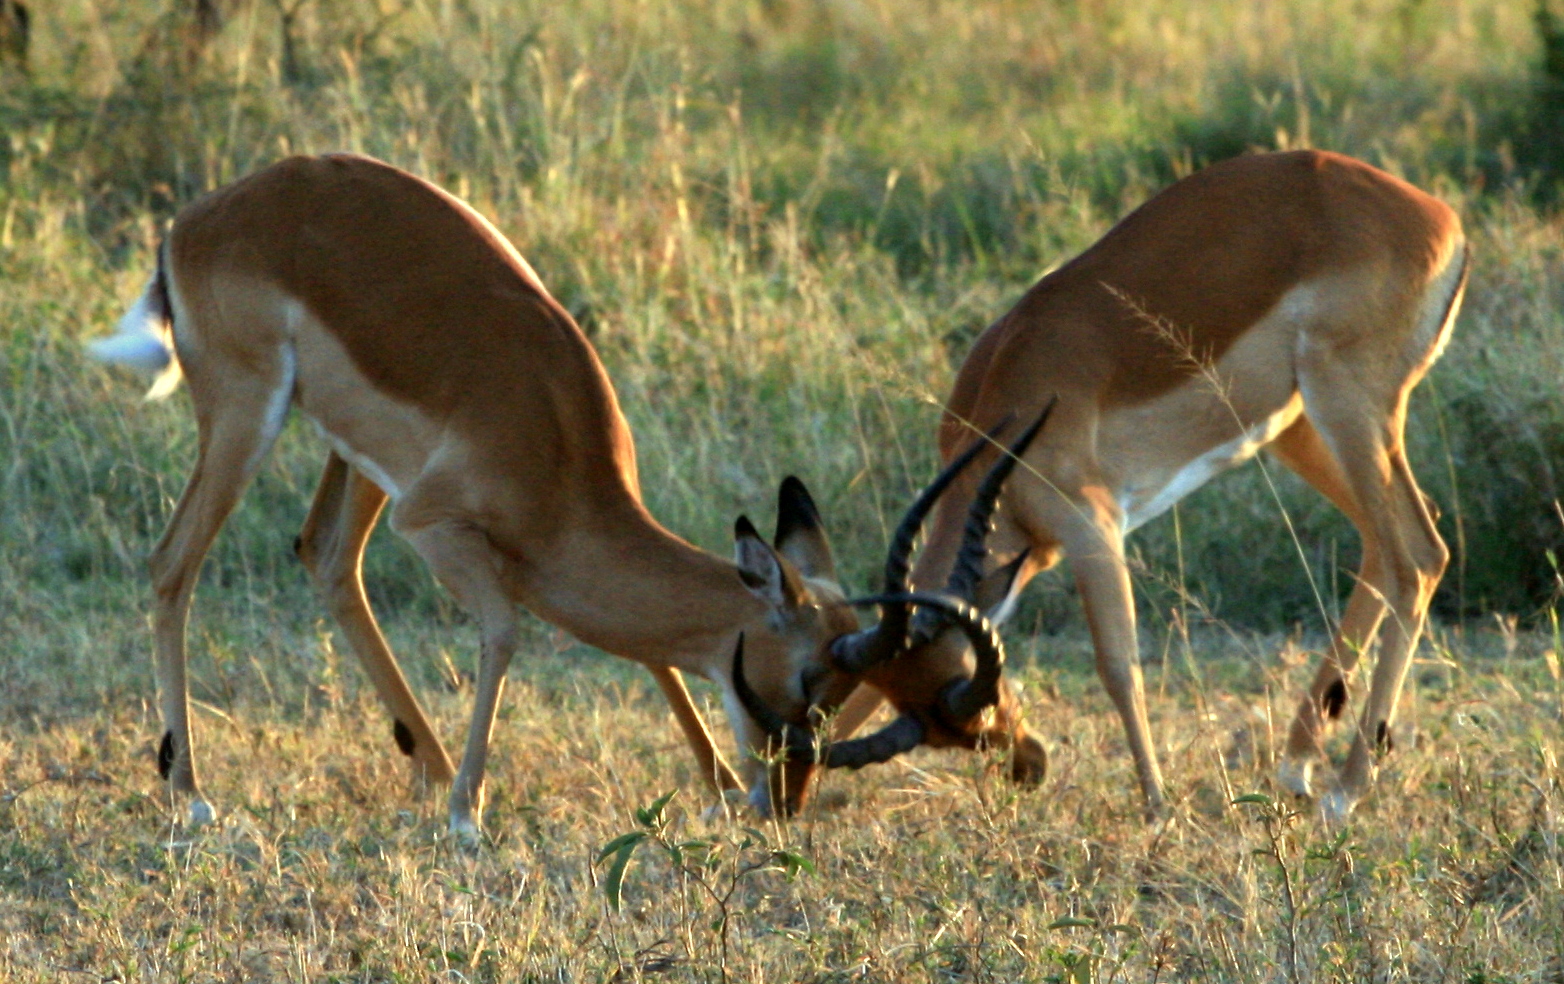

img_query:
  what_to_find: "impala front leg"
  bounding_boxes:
[1057,497,1166,816]
[646,665,743,797]
[399,516,521,840]
[450,608,520,839]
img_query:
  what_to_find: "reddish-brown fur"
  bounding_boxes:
[126,155,861,832]
[837,151,1466,822]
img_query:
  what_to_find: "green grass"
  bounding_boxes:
[2,0,1563,979]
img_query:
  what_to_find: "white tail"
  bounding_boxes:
[106,154,893,835]
[88,271,183,401]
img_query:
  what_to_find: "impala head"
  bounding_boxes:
[732,403,1055,798]
[726,476,863,814]
[860,550,1048,784]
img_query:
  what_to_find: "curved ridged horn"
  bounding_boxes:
[852,592,1005,728]
[934,599,1007,724]
[942,400,1056,604]
[827,416,1013,674]
[810,591,1003,768]
[816,715,926,770]
[730,634,926,768]
[908,400,1055,647]
[734,588,1002,770]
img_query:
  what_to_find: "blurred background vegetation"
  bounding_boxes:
[3,0,1564,711]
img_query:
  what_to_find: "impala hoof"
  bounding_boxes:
[187,798,216,827]
[1276,757,1315,798]
[700,788,749,824]
[1318,787,1357,829]
[449,814,483,847]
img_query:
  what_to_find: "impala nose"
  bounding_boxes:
[1009,730,1047,785]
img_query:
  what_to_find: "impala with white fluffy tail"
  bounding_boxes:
[88,153,1043,835]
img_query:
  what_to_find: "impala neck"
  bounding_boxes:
[516,499,762,677]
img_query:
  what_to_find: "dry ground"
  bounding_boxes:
[0,623,1559,983]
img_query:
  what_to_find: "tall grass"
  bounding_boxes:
[4,0,1562,668]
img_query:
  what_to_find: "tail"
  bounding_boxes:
[87,242,184,401]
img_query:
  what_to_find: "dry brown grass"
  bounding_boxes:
[1,620,1559,982]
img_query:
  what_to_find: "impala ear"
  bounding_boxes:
[773,476,838,582]
[973,549,1032,626]
[735,515,806,610]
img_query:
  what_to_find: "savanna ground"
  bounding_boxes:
[2,0,1564,980]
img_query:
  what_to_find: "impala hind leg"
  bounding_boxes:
[149,369,294,825]
[395,512,520,839]
[296,453,456,791]
[1269,417,1388,797]
[1295,366,1447,824]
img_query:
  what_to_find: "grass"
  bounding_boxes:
[1,0,1563,979]
[0,624,1560,981]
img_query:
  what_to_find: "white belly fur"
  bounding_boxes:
[1119,401,1302,533]
[1111,279,1323,533]
[313,424,405,500]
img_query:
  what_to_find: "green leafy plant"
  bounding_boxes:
[596,791,816,982]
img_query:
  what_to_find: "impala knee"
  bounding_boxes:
[1419,531,1450,583]
[484,622,521,664]
[296,536,363,609]
[1407,542,1448,610]
[293,526,340,583]
[148,546,198,605]
[1380,534,1447,610]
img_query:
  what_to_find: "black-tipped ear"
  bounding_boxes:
[776,476,823,540]
[735,515,805,608]
[774,476,838,582]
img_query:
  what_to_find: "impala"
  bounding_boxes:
[738,150,1467,824]
[88,153,1028,834]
